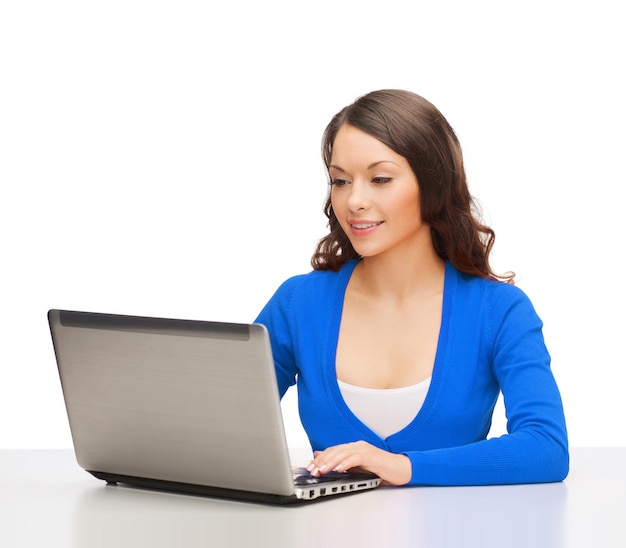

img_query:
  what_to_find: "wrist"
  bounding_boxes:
[377,451,412,486]
[391,453,412,486]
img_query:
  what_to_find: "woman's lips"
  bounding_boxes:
[348,220,384,235]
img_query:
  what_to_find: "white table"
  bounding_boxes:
[1,447,624,547]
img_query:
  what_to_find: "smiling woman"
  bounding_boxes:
[314,89,509,281]
[255,89,568,487]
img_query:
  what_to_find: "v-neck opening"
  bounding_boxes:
[325,259,455,443]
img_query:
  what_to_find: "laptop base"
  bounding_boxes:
[89,470,376,505]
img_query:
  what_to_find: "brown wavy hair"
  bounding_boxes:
[311,89,513,283]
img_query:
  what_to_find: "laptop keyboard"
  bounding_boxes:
[292,467,351,486]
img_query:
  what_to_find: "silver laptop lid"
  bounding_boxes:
[48,310,296,497]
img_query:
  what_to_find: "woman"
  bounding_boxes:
[255,89,568,486]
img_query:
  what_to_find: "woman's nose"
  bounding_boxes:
[347,180,371,212]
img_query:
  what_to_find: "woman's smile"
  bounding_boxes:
[348,219,384,235]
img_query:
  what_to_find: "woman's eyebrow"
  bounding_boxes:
[367,160,400,170]
[329,160,400,172]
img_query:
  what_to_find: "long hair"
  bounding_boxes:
[311,89,513,283]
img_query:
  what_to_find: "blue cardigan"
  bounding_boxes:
[255,260,569,486]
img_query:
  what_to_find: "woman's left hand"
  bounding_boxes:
[306,441,412,486]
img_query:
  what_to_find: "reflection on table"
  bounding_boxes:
[0,448,624,548]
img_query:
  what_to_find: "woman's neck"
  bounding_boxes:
[354,245,445,303]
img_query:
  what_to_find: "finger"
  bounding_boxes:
[309,445,359,475]
[331,452,360,472]
[306,448,341,475]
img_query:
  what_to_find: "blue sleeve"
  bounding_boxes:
[254,276,303,398]
[405,285,569,486]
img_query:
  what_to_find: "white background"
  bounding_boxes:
[1,1,624,449]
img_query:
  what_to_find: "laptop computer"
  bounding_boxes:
[47,309,381,504]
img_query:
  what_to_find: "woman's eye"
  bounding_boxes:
[330,178,350,187]
[372,177,392,184]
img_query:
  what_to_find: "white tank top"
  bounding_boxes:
[338,377,431,439]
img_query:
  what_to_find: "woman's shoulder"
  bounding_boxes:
[450,263,536,312]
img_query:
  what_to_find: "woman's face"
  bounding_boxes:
[329,124,428,259]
